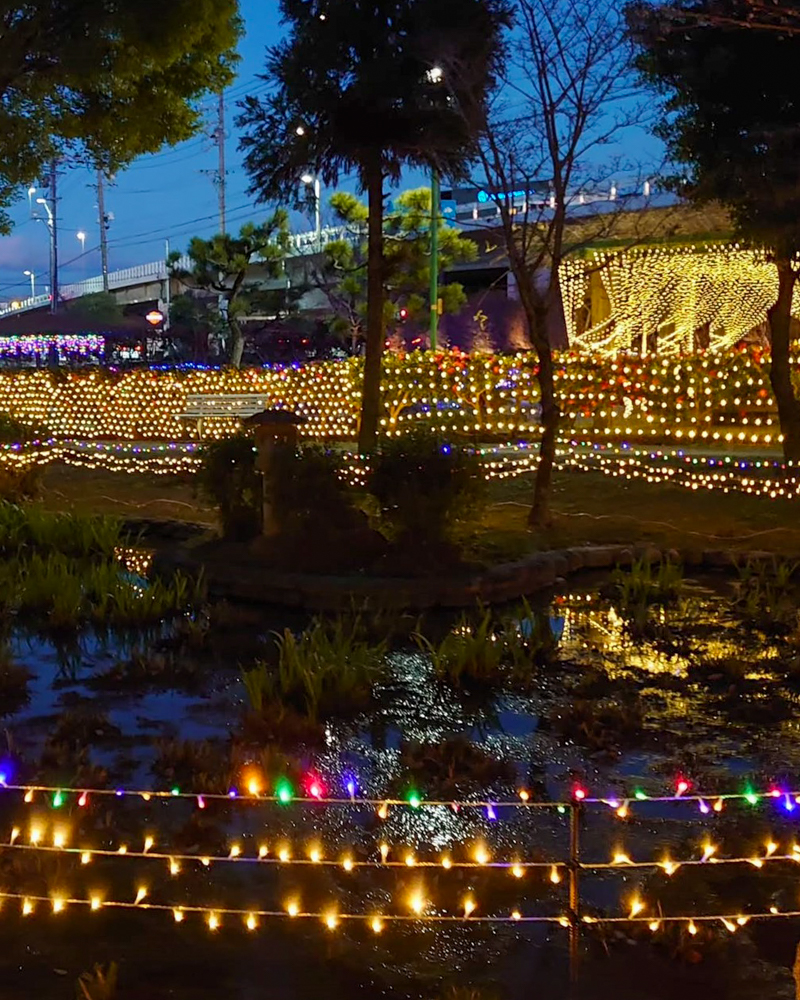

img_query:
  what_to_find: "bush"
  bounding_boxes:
[197,435,261,540]
[368,432,484,548]
[264,445,356,532]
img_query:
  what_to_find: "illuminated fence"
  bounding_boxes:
[0,348,792,444]
[1,776,799,980]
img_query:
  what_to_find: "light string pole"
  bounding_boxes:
[569,800,581,987]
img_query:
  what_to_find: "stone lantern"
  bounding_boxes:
[243,409,307,535]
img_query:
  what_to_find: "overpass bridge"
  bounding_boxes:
[0,225,355,318]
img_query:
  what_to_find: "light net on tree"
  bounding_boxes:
[560,243,800,356]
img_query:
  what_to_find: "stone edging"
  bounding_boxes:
[154,542,783,611]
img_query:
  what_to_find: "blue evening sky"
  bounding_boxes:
[0,1,288,300]
[0,2,662,302]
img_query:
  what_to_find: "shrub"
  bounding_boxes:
[197,434,261,540]
[264,445,356,532]
[243,616,387,721]
[368,432,484,548]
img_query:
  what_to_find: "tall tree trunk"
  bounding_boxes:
[530,326,559,529]
[358,156,384,454]
[516,271,560,528]
[768,260,800,462]
[229,316,244,368]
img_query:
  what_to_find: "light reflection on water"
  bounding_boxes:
[3,583,800,987]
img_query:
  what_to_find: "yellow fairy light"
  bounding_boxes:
[247,779,260,796]
[511,910,522,921]
[687,921,698,936]
[200,856,211,867]
[463,896,477,918]
[286,900,300,918]
[169,858,181,876]
[701,842,716,862]
[612,852,632,866]
[229,844,241,859]
[549,866,561,884]
[511,864,525,879]
[24,790,33,803]
[29,825,42,846]
[144,836,154,853]
[258,844,268,859]
[371,916,384,934]
[90,897,102,911]
[135,887,147,905]
[81,852,91,865]
[441,854,453,870]
[246,913,258,931]
[379,843,390,862]
[342,855,354,872]
[661,859,679,876]
[748,858,764,869]
[308,846,322,864]
[22,899,33,916]
[117,845,128,855]
[648,920,661,932]
[207,912,220,931]
[519,789,530,802]
[9,827,19,844]
[377,802,389,820]
[52,897,65,914]
[616,802,629,819]
[278,847,290,863]
[629,897,644,918]
[558,916,570,928]
[765,841,778,857]
[324,911,339,931]
[173,908,184,923]
[404,852,416,867]
[737,916,750,926]
[473,844,490,865]
[52,830,66,849]
[408,891,425,915]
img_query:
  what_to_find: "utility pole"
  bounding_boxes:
[97,170,110,292]
[429,166,440,350]
[50,161,58,314]
[217,90,226,233]
[164,238,171,331]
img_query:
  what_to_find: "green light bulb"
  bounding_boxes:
[276,779,293,804]
[52,790,63,808]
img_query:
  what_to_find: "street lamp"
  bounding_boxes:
[301,173,322,250]
[23,270,35,299]
[36,197,57,314]
[76,230,86,254]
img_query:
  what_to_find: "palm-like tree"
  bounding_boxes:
[237,0,511,452]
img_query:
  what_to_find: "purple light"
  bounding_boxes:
[486,803,497,821]
[785,794,796,813]
[345,779,356,798]
[228,788,238,798]
[115,789,124,797]
[0,772,6,786]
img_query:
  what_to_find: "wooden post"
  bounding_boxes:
[569,802,581,990]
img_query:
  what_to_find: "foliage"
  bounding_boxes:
[318,188,477,348]
[67,292,124,325]
[732,556,799,630]
[77,962,118,1000]
[244,616,387,721]
[0,1,240,232]
[0,646,30,718]
[627,0,800,460]
[414,601,556,687]
[396,735,515,797]
[546,698,644,753]
[0,503,122,560]
[170,211,292,367]
[611,558,684,610]
[196,435,261,541]
[264,445,356,533]
[237,0,512,451]
[0,414,50,444]
[368,432,485,547]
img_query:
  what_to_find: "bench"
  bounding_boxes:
[179,394,271,438]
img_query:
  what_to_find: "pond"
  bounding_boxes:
[1,566,799,999]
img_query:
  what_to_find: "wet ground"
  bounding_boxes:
[0,573,799,998]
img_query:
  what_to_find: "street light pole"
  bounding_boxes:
[23,270,35,299]
[429,166,440,351]
[36,179,58,316]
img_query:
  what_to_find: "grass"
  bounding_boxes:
[243,616,387,722]
[469,468,800,563]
